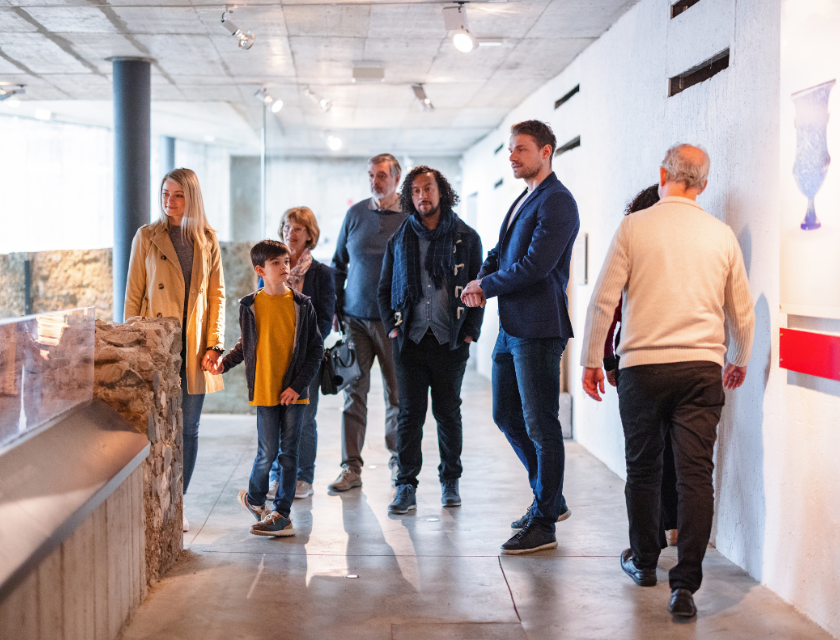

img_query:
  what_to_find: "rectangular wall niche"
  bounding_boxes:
[671,0,701,18]
[555,136,581,157]
[494,178,504,189]
[494,142,504,155]
[554,85,580,110]
[669,49,729,97]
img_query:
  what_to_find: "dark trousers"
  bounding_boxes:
[492,328,568,531]
[618,361,725,593]
[248,404,304,518]
[393,333,469,487]
[616,367,679,543]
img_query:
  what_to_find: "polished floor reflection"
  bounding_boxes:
[122,372,833,640]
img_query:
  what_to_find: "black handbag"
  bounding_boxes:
[320,332,361,395]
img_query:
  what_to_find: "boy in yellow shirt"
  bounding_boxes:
[215,240,323,536]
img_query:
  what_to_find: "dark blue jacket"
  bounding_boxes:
[478,172,579,339]
[258,259,335,339]
[220,289,324,402]
[378,216,484,353]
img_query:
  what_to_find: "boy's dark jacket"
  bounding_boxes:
[220,289,324,402]
[377,214,485,353]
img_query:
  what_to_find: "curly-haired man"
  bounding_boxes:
[377,166,484,513]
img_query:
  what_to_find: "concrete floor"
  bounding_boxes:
[121,372,835,640]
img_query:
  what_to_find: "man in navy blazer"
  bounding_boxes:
[462,120,580,555]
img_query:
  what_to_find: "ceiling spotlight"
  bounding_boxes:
[271,99,283,113]
[0,84,25,102]
[443,5,475,54]
[254,87,274,105]
[305,88,333,113]
[326,135,342,151]
[5,98,20,108]
[221,8,256,50]
[412,84,434,111]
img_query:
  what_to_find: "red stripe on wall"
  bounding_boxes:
[779,328,840,382]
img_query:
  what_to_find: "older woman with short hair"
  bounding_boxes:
[261,206,335,499]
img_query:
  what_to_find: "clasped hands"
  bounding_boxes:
[461,279,486,308]
[201,349,224,375]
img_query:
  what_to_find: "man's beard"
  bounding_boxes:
[514,162,540,180]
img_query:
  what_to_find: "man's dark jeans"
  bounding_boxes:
[393,333,469,487]
[618,361,725,593]
[492,327,568,532]
[249,404,304,518]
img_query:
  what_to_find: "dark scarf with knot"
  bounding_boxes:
[391,207,457,311]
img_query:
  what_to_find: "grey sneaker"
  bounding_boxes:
[328,467,362,492]
[266,480,279,500]
[238,489,267,522]
[441,479,461,507]
[295,480,314,499]
[388,484,417,514]
[251,511,295,537]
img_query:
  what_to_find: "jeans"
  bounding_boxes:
[270,374,320,485]
[491,327,568,531]
[180,360,206,495]
[618,361,724,593]
[249,404,305,518]
[393,333,469,488]
[341,318,400,474]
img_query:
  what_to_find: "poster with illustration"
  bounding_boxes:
[780,1,840,319]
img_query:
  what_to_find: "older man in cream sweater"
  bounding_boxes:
[580,144,754,619]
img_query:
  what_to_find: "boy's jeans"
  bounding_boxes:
[249,404,304,518]
[270,375,320,485]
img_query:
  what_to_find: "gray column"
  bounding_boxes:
[111,57,152,323]
[161,135,176,176]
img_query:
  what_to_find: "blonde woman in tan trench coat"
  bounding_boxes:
[125,168,225,532]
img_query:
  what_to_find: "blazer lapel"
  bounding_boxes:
[499,188,529,244]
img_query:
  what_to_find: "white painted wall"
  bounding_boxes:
[461,0,840,636]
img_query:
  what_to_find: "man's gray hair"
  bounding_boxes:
[368,153,402,178]
[660,144,710,190]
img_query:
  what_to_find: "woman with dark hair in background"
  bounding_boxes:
[604,184,678,548]
[260,206,335,500]
[125,167,226,533]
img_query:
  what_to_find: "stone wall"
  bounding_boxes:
[1,243,256,414]
[0,249,112,320]
[93,317,183,585]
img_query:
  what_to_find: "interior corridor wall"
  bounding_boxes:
[461,0,840,636]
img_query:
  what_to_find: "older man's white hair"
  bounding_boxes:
[661,144,710,190]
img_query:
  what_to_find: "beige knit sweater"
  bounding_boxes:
[581,196,754,370]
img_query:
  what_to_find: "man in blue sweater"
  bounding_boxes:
[462,120,580,555]
[329,154,408,492]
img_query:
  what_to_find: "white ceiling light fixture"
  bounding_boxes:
[254,86,282,114]
[305,87,332,113]
[0,84,25,103]
[352,65,385,83]
[443,5,475,53]
[221,7,256,50]
[35,109,52,121]
[270,99,283,113]
[327,135,342,151]
[412,84,434,112]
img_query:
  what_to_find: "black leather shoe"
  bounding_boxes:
[669,589,697,617]
[441,480,461,507]
[620,548,657,586]
[501,522,557,555]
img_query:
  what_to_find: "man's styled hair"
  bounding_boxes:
[368,153,402,178]
[250,239,289,268]
[625,185,660,216]
[399,165,460,216]
[661,144,710,191]
[510,120,557,158]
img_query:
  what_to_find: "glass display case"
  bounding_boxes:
[0,307,94,452]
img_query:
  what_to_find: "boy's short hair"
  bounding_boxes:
[251,239,289,268]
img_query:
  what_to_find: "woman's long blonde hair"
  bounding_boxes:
[160,168,215,249]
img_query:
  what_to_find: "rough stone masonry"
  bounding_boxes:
[93,316,183,585]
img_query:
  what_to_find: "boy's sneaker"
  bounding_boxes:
[328,467,362,492]
[266,480,279,500]
[251,511,295,537]
[388,484,417,514]
[295,481,314,499]
[238,489,267,522]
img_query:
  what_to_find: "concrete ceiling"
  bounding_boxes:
[0,0,636,156]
